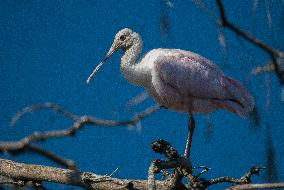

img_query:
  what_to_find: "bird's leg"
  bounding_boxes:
[184,113,195,158]
[170,114,195,188]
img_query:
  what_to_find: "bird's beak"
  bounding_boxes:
[86,45,118,84]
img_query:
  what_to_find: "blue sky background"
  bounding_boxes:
[0,1,283,189]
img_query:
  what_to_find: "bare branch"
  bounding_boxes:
[148,140,272,189]
[10,103,79,126]
[215,0,277,54]
[0,158,169,190]
[1,140,282,190]
[228,183,284,190]
[27,144,77,170]
[0,103,161,152]
[0,158,85,186]
[147,161,157,190]
[194,165,211,179]
[207,166,265,186]
[149,139,192,189]
[215,0,284,84]
[186,166,265,189]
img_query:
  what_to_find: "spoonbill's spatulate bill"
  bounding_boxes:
[87,28,255,157]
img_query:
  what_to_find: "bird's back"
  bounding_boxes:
[141,48,222,74]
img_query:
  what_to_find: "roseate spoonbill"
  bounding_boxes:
[86,28,254,158]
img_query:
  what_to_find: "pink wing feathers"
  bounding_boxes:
[151,51,254,116]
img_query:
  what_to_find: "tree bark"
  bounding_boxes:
[0,158,170,190]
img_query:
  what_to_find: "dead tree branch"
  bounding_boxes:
[215,0,284,84]
[0,158,169,190]
[228,183,284,190]
[148,140,192,190]
[26,144,77,170]
[10,102,79,126]
[146,140,269,190]
[0,103,161,152]
[1,140,281,190]
[1,103,283,189]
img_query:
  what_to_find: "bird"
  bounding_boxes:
[86,28,254,158]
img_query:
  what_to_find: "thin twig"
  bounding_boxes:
[202,166,265,188]
[194,166,211,179]
[109,167,119,177]
[10,102,78,126]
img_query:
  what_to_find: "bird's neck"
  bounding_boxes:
[120,39,150,85]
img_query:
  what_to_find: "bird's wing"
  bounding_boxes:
[152,53,228,100]
[151,52,254,116]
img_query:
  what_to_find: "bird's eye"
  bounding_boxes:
[120,35,126,41]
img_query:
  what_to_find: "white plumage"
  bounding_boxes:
[87,28,255,157]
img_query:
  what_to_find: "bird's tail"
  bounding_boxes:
[223,76,255,117]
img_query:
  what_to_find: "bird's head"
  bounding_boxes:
[86,28,140,84]
[112,28,137,51]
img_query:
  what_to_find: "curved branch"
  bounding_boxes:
[215,0,279,54]
[10,103,79,126]
[215,0,284,84]
[0,103,161,152]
